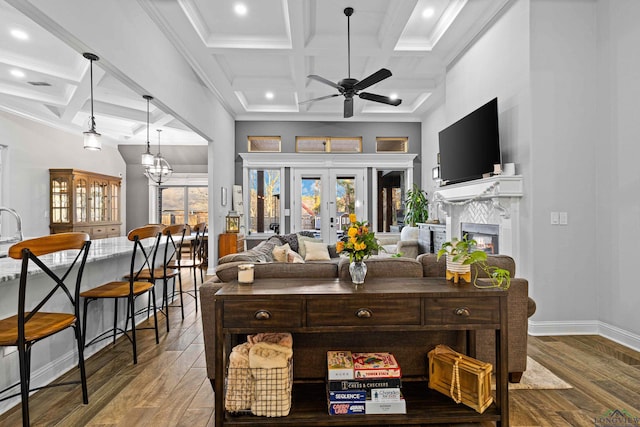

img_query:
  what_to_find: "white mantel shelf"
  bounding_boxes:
[434,175,524,202]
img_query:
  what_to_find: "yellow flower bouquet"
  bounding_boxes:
[336,214,382,263]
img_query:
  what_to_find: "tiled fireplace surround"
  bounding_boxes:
[433,176,524,262]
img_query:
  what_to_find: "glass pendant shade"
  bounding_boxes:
[144,129,172,185]
[83,52,101,150]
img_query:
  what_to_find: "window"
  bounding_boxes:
[296,136,362,153]
[248,136,281,152]
[249,169,280,234]
[159,186,208,226]
[376,137,408,153]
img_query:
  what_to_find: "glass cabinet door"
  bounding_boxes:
[110,182,120,222]
[90,179,108,222]
[51,177,70,223]
[75,178,87,223]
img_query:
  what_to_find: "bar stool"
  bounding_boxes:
[0,232,91,427]
[141,224,183,332]
[80,224,162,364]
[167,222,205,315]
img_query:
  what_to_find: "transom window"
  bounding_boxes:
[296,136,362,153]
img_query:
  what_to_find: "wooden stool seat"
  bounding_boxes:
[127,267,178,281]
[80,281,154,299]
[0,313,76,345]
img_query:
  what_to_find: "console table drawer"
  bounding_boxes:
[424,297,500,325]
[223,300,302,328]
[307,298,421,326]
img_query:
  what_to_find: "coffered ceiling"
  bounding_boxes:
[0,0,510,147]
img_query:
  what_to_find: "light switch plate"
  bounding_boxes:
[551,212,559,225]
[559,212,568,225]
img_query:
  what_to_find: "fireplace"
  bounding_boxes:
[461,222,499,254]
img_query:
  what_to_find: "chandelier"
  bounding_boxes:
[144,129,173,185]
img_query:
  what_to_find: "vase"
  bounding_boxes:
[349,261,367,285]
[445,254,471,284]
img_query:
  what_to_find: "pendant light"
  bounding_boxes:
[144,129,173,185]
[82,52,101,151]
[141,95,154,166]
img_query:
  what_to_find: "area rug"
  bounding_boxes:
[492,357,573,390]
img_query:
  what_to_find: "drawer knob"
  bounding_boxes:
[454,307,470,317]
[355,308,372,318]
[254,310,271,320]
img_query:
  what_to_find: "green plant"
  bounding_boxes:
[403,184,429,227]
[436,234,511,290]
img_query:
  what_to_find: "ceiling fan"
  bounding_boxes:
[299,7,402,118]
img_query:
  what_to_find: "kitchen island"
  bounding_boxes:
[0,235,174,414]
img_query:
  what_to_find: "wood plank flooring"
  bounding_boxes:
[0,271,639,426]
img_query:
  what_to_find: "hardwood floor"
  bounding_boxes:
[0,271,639,426]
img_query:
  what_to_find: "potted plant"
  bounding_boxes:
[436,234,511,289]
[403,184,429,227]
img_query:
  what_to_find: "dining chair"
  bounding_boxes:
[80,224,163,364]
[167,222,206,316]
[0,232,91,427]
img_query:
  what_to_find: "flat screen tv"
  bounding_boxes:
[438,97,501,185]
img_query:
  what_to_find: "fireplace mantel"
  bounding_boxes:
[433,175,523,202]
[432,175,524,262]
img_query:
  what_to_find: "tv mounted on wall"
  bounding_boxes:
[438,97,501,185]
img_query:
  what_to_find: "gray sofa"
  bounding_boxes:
[203,234,535,384]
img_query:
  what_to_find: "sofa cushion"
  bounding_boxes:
[297,234,322,258]
[400,226,420,241]
[215,260,339,282]
[337,257,423,280]
[272,243,291,262]
[218,236,280,264]
[275,233,300,253]
[287,250,305,263]
[304,240,331,261]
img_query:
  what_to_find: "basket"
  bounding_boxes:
[225,358,293,417]
[427,344,493,414]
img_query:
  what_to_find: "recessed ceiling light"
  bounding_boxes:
[234,3,248,16]
[265,91,274,100]
[10,28,29,40]
[422,8,435,19]
[389,93,399,100]
[10,69,25,78]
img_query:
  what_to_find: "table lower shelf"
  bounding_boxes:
[222,381,501,426]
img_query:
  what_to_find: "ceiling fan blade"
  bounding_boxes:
[298,93,340,105]
[307,75,343,90]
[359,92,402,106]
[353,68,392,92]
[344,97,354,118]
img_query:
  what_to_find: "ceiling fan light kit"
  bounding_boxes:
[300,7,402,118]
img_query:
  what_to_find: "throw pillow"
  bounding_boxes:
[303,240,331,261]
[272,243,291,262]
[286,250,305,263]
[296,234,322,259]
[275,233,299,253]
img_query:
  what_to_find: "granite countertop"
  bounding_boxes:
[0,235,179,283]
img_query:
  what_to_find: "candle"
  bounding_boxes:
[238,263,255,284]
[493,164,502,174]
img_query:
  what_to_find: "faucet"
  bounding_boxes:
[0,207,24,243]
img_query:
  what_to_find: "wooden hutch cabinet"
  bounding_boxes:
[49,169,122,239]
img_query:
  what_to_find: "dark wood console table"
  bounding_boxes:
[213,277,509,426]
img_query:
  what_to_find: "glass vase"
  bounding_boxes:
[349,261,367,285]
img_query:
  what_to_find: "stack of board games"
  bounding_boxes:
[327,351,406,415]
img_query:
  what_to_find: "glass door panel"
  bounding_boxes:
[187,187,208,225]
[75,178,87,223]
[159,186,209,227]
[160,187,185,225]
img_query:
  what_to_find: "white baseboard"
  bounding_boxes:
[529,320,640,352]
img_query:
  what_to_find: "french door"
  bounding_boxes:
[291,168,366,244]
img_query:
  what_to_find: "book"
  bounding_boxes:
[327,350,354,380]
[365,398,406,414]
[328,401,366,415]
[370,387,402,402]
[352,352,402,378]
[328,378,402,399]
[328,390,366,402]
